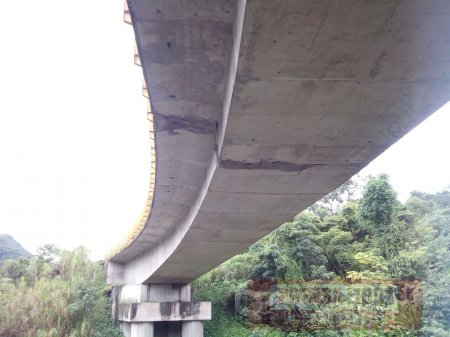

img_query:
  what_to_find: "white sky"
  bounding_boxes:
[0,1,449,259]
[360,103,450,201]
[0,0,150,259]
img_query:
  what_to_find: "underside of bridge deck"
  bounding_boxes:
[107,1,450,335]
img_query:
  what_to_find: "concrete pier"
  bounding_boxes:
[112,284,210,337]
[182,321,203,337]
[131,323,154,337]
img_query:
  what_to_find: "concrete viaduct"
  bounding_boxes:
[106,1,450,336]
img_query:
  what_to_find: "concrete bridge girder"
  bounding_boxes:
[108,1,450,335]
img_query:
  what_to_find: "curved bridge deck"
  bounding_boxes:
[107,0,450,285]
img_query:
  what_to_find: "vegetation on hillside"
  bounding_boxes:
[0,174,448,337]
[194,174,450,337]
[0,246,123,337]
[0,234,32,263]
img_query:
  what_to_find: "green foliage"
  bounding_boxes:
[346,252,388,282]
[36,244,61,262]
[2,175,445,337]
[420,208,450,335]
[388,247,428,280]
[317,226,359,277]
[0,246,123,337]
[249,213,330,281]
[249,326,288,337]
[194,175,450,337]
[359,174,398,231]
[310,179,358,218]
[358,175,415,259]
[204,306,253,337]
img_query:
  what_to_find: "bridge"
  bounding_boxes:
[105,1,450,336]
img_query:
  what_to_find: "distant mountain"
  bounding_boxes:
[0,234,32,264]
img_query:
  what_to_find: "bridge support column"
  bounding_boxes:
[119,322,131,337]
[112,284,210,337]
[182,321,203,337]
[131,322,154,337]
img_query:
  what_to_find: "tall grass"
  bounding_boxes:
[0,247,123,337]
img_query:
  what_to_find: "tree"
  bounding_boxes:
[36,244,61,262]
[250,213,330,281]
[358,174,409,258]
[310,179,358,218]
[0,257,30,281]
[193,174,450,337]
[359,174,398,231]
[317,226,360,277]
[346,251,388,282]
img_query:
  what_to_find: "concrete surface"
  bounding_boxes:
[107,0,450,285]
[131,323,154,337]
[118,302,211,322]
[182,322,204,337]
[113,283,209,337]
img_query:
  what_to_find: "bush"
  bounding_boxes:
[0,247,123,337]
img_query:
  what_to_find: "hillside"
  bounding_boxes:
[0,234,32,263]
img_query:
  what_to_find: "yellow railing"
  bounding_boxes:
[104,1,156,261]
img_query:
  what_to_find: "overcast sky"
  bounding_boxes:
[360,103,450,201]
[0,1,449,259]
[0,0,150,259]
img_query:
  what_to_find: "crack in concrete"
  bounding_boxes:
[154,112,216,135]
[219,159,324,172]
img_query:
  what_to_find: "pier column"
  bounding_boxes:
[131,322,154,337]
[182,321,203,337]
[112,284,210,337]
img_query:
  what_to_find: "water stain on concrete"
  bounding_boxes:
[154,113,216,135]
[219,159,324,172]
